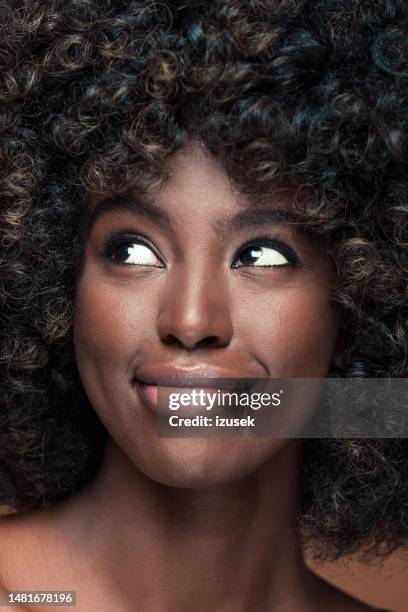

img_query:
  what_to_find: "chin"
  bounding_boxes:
[130,437,287,490]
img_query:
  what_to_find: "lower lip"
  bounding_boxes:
[137,382,158,412]
[134,381,242,416]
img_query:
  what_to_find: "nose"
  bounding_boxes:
[157,265,233,350]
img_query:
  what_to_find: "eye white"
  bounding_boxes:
[237,246,289,267]
[123,243,160,266]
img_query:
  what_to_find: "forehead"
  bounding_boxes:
[158,140,293,204]
[85,142,306,238]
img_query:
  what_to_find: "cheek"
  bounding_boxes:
[72,274,154,407]
[236,282,338,377]
[74,282,128,366]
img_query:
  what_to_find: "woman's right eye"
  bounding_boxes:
[105,237,164,267]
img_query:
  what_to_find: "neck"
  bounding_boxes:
[58,438,315,611]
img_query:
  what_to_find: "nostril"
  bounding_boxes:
[162,334,183,347]
[195,336,219,349]
[162,333,222,350]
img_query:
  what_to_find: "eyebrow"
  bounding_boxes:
[227,208,307,235]
[85,195,172,236]
[85,194,308,239]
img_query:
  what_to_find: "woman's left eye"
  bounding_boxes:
[233,241,297,268]
[106,239,163,267]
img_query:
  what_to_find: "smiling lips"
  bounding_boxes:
[137,381,158,411]
[134,364,258,416]
[135,380,243,417]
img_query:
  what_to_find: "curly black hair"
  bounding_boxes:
[1,0,408,563]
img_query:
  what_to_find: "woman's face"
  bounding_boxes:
[73,142,341,488]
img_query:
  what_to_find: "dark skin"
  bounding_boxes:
[0,142,386,611]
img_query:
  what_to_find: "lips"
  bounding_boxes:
[137,381,159,412]
[135,380,244,417]
[134,364,246,388]
[133,363,260,416]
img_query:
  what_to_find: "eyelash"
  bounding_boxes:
[103,231,164,266]
[102,230,301,268]
[232,236,300,268]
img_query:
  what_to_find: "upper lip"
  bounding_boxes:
[134,364,255,389]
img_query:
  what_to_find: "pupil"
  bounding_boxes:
[115,244,132,261]
[240,247,262,265]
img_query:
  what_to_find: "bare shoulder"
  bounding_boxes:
[0,505,65,591]
[0,512,32,611]
[0,505,115,612]
[307,570,393,612]
[324,589,391,612]
[0,509,36,585]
